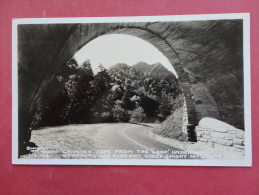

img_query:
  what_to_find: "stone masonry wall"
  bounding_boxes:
[182,98,188,134]
[196,126,245,152]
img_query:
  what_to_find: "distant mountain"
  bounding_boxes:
[107,61,182,123]
[108,61,181,97]
[108,63,130,71]
[132,61,176,82]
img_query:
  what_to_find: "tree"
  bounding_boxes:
[95,64,112,90]
[81,59,93,75]
[112,103,130,122]
[130,107,146,123]
[63,64,96,124]
[121,91,136,111]
[158,92,172,121]
[139,94,159,118]
[92,92,115,123]
[31,59,184,127]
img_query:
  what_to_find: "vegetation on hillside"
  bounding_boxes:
[31,58,183,129]
[153,94,187,141]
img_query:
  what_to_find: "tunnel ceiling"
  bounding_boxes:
[17,19,244,129]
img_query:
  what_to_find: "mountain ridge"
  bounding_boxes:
[109,61,177,82]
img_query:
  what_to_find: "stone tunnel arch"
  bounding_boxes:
[18,20,244,155]
[28,25,199,126]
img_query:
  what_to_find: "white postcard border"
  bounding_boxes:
[12,13,252,166]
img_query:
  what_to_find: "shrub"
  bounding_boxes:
[129,107,146,123]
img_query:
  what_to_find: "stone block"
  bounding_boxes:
[210,138,217,142]
[204,128,214,132]
[202,134,211,139]
[224,136,233,140]
[213,139,234,146]
[203,131,211,136]
[235,132,245,139]
[200,138,208,143]
[206,142,214,147]
[228,147,241,152]
[197,127,212,132]
[227,130,237,134]
[225,133,236,138]
[196,126,204,131]
[233,138,244,146]
[207,139,214,143]
[196,132,203,137]
[212,142,225,149]
[234,145,245,150]
[214,128,228,133]
[210,132,226,139]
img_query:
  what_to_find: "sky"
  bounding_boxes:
[73,34,177,76]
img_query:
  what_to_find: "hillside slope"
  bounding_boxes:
[132,61,177,82]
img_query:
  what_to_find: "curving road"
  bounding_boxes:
[21,123,190,159]
[88,123,190,159]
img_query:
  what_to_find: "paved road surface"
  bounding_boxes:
[93,123,189,159]
[22,123,190,159]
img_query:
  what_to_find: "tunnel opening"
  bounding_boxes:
[17,20,245,157]
[30,34,191,142]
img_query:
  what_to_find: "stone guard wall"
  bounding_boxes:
[196,126,245,152]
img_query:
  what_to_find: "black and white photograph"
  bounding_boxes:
[12,14,251,166]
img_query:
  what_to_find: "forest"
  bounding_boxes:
[31,58,183,128]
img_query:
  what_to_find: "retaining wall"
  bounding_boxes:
[196,126,245,152]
